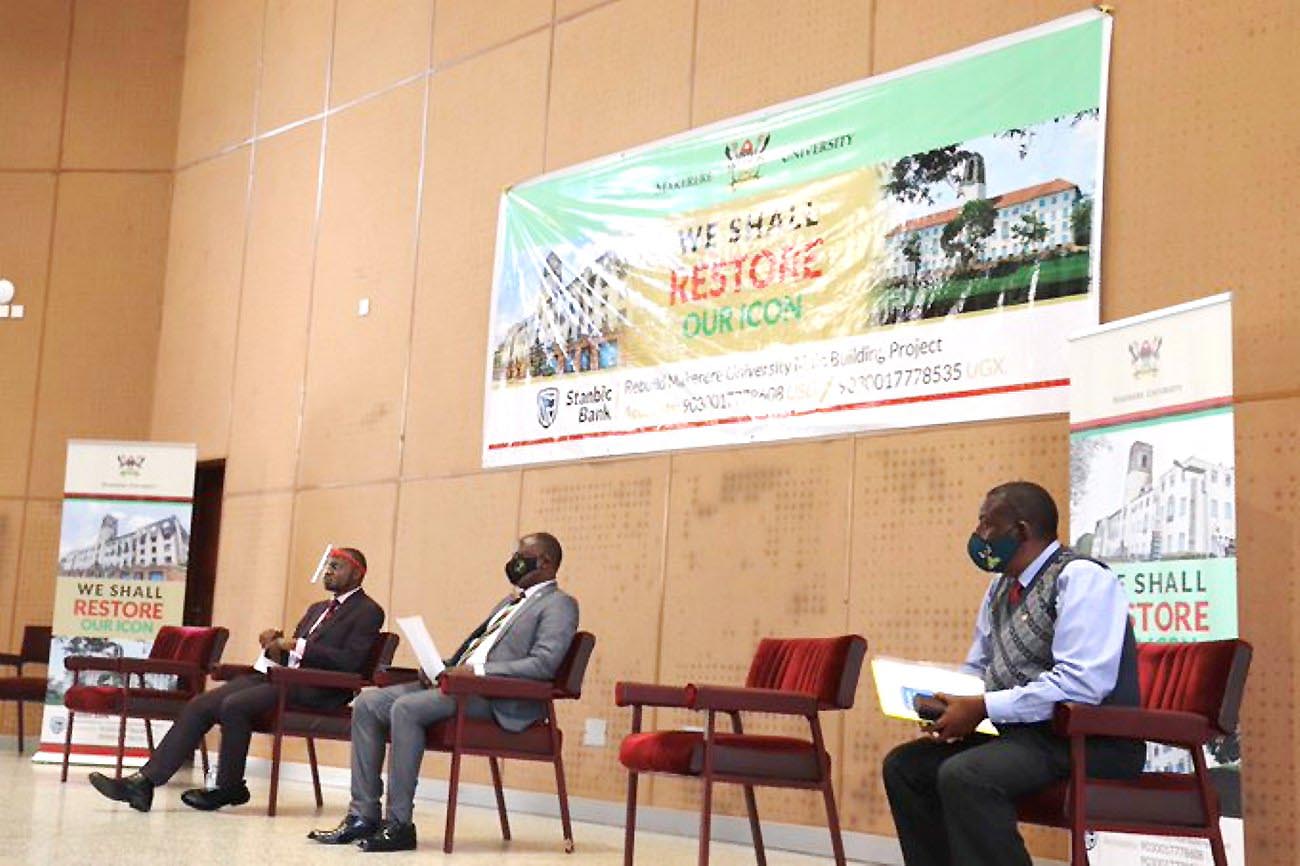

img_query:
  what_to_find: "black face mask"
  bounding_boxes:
[504,554,538,585]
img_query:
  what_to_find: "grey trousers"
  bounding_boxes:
[348,681,492,824]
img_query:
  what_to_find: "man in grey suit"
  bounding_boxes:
[309,532,579,852]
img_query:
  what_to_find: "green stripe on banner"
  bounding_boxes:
[1070,404,1233,439]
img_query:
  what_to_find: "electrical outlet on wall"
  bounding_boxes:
[582,717,607,747]
[357,297,370,317]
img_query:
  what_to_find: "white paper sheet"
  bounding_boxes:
[871,656,998,736]
[395,615,445,680]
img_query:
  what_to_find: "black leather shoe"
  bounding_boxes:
[179,782,251,811]
[309,814,380,844]
[89,771,153,812]
[357,820,418,852]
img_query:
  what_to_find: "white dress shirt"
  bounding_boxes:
[253,587,361,673]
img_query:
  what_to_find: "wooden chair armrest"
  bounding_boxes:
[1053,702,1212,746]
[614,681,693,708]
[0,652,22,667]
[65,656,121,673]
[688,684,819,716]
[119,658,203,678]
[211,664,259,681]
[373,667,421,688]
[266,667,364,691]
[440,673,553,700]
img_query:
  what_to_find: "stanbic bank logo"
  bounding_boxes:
[536,387,559,429]
[0,279,24,319]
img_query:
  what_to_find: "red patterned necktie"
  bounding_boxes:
[309,598,342,639]
[1008,580,1023,607]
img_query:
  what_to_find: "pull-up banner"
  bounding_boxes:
[33,440,196,768]
[483,12,1112,466]
[1068,294,1243,865]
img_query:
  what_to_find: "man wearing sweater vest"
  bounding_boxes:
[882,481,1145,866]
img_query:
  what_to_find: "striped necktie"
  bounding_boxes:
[457,593,526,661]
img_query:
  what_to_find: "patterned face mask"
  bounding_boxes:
[966,531,1020,573]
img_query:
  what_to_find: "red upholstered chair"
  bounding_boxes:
[212,630,400,816]
[61,625,230,781]
[1017,639,1252,866]
[377,630,597,854]
[616,635,868,866]
[0,625,53,753]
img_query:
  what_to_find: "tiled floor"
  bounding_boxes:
[0,750,843,865]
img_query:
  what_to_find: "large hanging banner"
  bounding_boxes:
[1068,294,1243,865]
[483,11,1112,467]
[33,440,197,767]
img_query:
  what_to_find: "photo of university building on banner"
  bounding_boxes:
[33,441,197,768]
[1068,295,1243,866]
[482,12,1112,467]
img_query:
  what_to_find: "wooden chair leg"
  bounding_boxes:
[444,749,462,854]
[698,771,714,866]
[821,780,846,866]
[114,712,128,779]
[1070,828,1089,865]
[199,736,209,777]
[742,785,766,866]
[624,771,639,866]
[489,756,512,841]
[268,729,283,817]
[306,737,323,808]
[1209,831,1228,866]
[60,711,75,782]
[554,751,575,853]
[16,699,24,754]
[144,718,155,753]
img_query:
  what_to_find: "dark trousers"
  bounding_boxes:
[882,724,1145,866]
[140,675,277,789]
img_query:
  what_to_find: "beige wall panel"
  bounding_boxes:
[211,492,294,667]
[256,0,334,133]
[0,500,27,652]
[692,0,871,125]
[545,0,694,170]
[284,483,398,638]
[840,416,1068,851]
[403,32,549,479]
[389,471,522,786]
[150,149,250,461]
[651,439,853,824]
[226,122,322,495]
[0,175,56,497]
[29,174,172,498]
[871,1,1078,74]
[0,1,71,169]
[556,0,608,20]
[389,473,522,669]
[61,0,187,170]
[1096,3,1300,400]
[1234,397,1299,863]
[330,0,434,107]
[508,456,670,801]
[175,0,264,166]
[297,82,425,487]
[15,499,62,622]
[432,0,551,66]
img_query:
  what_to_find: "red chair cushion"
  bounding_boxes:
[426,718,558,757]
[1019,773,1216,829]
[64,685,191,715]
[0,676,47,701]
[745,637,861,707]
[619,730,823,781]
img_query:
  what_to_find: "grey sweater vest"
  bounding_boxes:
[984,547,1139,709]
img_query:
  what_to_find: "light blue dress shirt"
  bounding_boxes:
[960,541,1132,724]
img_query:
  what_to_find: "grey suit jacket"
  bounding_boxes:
[449,582,579,732]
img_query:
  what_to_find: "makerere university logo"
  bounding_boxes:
[1128,336,1162,379]
[536,387,559,429]
[724,133,770,187]
[116,454,146,477]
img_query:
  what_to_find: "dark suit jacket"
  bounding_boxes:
[273,589,385,708]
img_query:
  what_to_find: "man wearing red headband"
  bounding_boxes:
[88,546,384,813]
